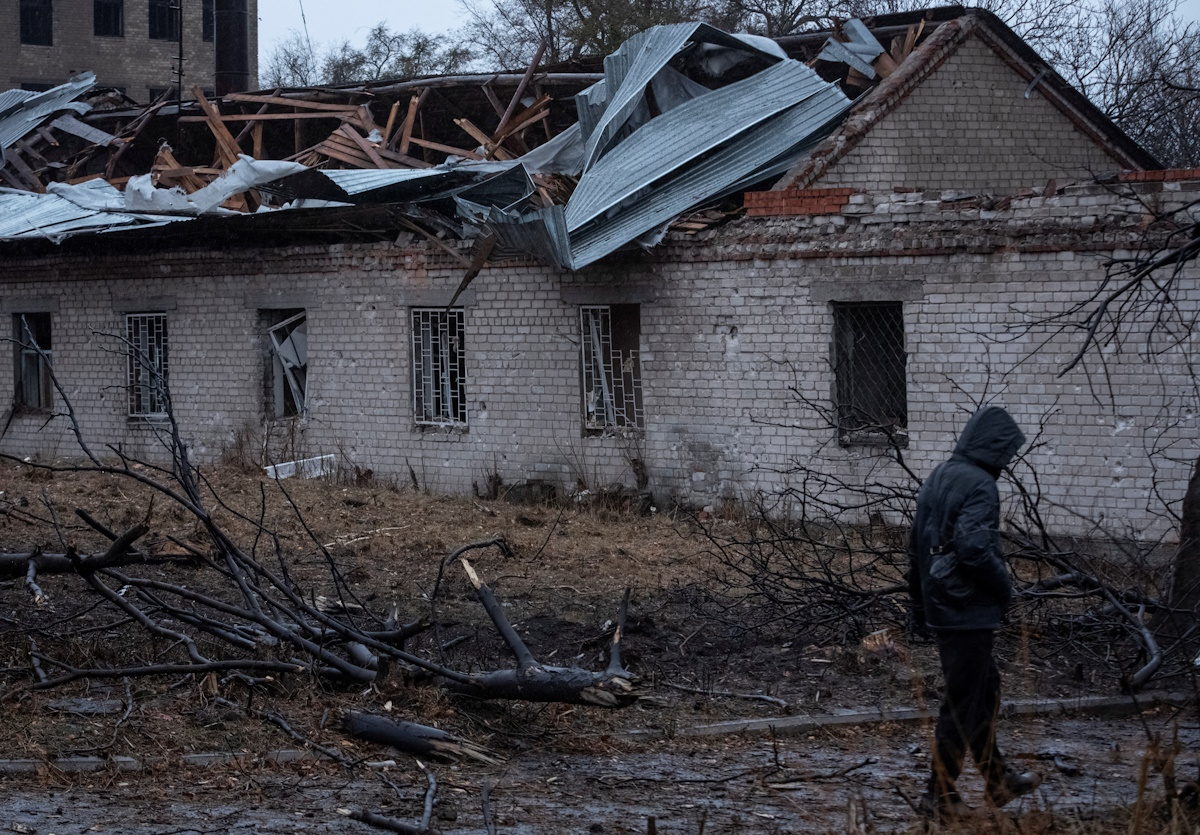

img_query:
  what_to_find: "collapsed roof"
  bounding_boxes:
[0,6,1155,271]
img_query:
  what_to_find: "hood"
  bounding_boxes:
[953,406,1026,471]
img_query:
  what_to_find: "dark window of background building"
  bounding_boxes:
[94,0,123,37]
[20,0,53,46]
[203,0,214,41]
[148,0,179,40]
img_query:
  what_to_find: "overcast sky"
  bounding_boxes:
[256,0,1200,57]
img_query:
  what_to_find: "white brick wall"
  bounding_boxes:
[818,35,1123,194]
[1,180,1196,541]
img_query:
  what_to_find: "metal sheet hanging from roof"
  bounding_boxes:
[0,73,96,153]
[566,58,834,232]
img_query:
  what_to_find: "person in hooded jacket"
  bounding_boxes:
[908,405,1041,819]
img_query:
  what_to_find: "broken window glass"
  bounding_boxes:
[833,302,907,444]
[13,313,52,411]
[411,308,466,426]
[126,313,169,418]
[266,310,307,418]
[580,305,643,432]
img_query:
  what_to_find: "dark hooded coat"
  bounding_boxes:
[908,406,1026,632]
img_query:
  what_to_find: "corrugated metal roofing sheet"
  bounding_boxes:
[569,87,850,269]
[0,184,177,243]
[566,58,831,231]
[0,73,95,153]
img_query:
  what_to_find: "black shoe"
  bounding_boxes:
[986,768,1042,807]
[918,791,973,822]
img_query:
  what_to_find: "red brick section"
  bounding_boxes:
[1120,168,1200,183]
[745,187,858,217]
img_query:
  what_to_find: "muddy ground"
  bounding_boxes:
[1,461,1197,833]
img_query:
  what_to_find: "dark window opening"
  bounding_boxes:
[833,302,907,444]
[20,0,53,46]
[148,0,179,40]
[581,304,643,432]
[411,308,466,426]
[94,0,123,36]
[126,313,169,418]
[13,313,52,411]
[202,0,214,41]
[262,309,307,418]
[19,82,56,92]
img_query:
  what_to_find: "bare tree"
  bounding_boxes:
[261,25,471,88]
[260,30,322,88]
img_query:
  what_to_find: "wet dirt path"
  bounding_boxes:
[1,711,1195,833]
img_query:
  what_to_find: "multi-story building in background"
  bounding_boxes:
[1,0,258,102]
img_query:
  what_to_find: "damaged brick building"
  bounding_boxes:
[1,7,1197,539]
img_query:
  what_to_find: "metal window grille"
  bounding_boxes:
[13,313,52,410]
[411,308,466,426]
[20,0,53,46]
[93,0,123,37]
[202,0,214,41]
[581,305,643,431]
[148,0,179,40]
[833,302,907,440]
[126,313,169,418]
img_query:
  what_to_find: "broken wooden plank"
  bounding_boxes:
[481,85,506,119]
[234,87,281,144]
[392,92,422,155]
[252,122,264,159]
[338,125,390,169]
[493,95,552,144]
[453,118,515,161]
[314,141,374,169]
[35,126,60,147]
[383,101,401,144]
[375,146,433,169]
[178,111,359,123]
[4,150,45,193]
[406,136,483,161]
[495,38,547,137]
[190,86,244,168]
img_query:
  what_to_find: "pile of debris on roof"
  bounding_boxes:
[0,16,924,269]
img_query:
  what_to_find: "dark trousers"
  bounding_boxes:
[928,629,1008,800]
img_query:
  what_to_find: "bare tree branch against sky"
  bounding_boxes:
[254,0,1200,56]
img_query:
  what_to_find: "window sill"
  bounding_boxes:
[583,425,644,439]
[126,415,170,425]
[838,430,908,449]
[413,422,468,435]
[11,406,52,417]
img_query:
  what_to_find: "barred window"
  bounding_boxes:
[580,305,643,432]
[148,0,179,40]
[20,0,53,46]
[13,313,52,411]
[833,302,907,443]
[94,0,123,37]
[202,0,214,41]
[411,308,466,426]
[127,313,169,418]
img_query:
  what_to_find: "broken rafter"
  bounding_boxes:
[178,111,359,123]
[339,125,391,169]
[221,93,364,113]
[190,86,244,168]
[453,118,515,161]
[406,136,483,161]
[495,38,548,139]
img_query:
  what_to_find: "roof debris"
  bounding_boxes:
[6,10,1134,271]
